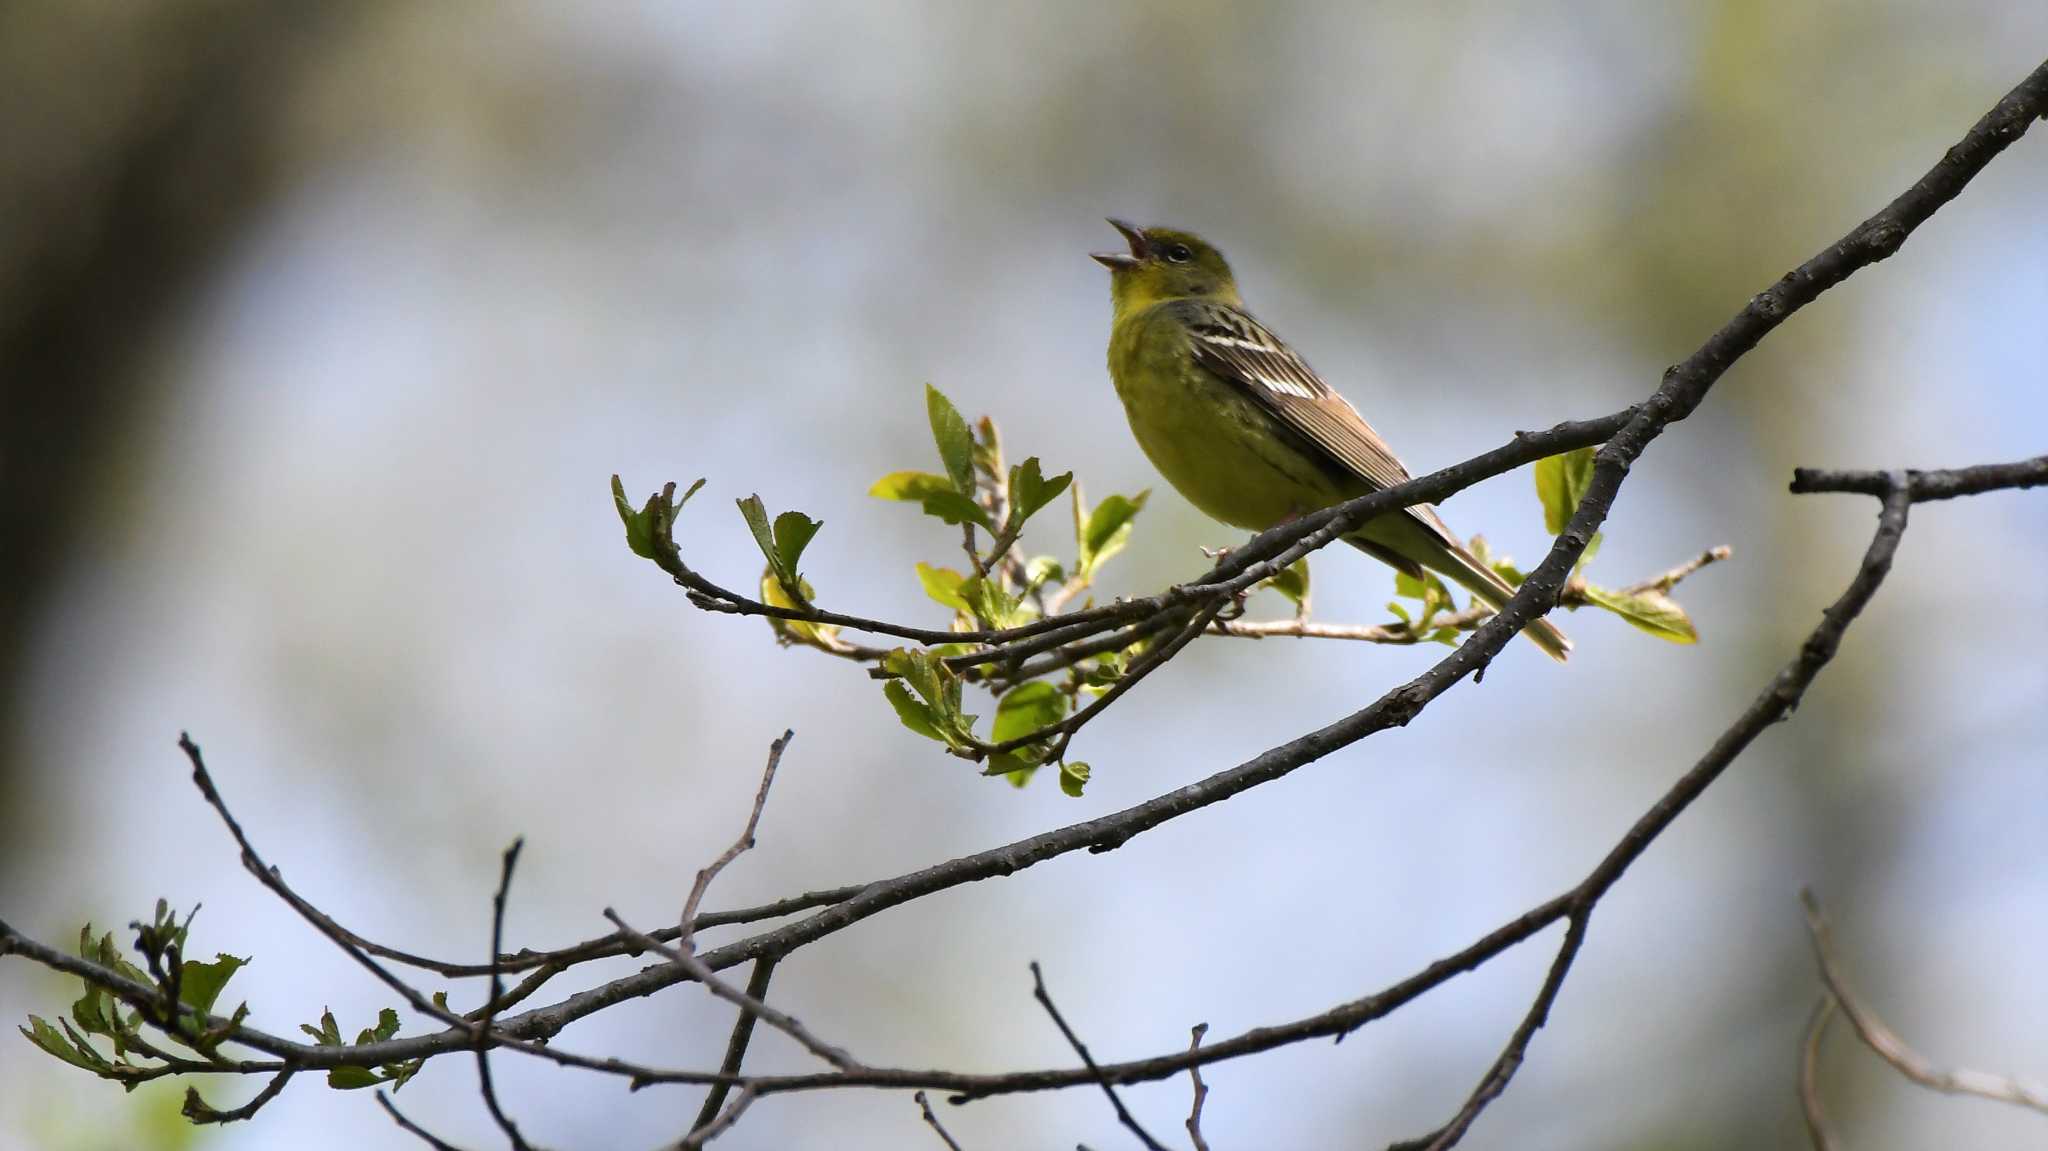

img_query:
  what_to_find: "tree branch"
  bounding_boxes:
[1030,962,1168,1151]
[916,1090,967,1151]
[477,839,538,1151]
[1800,890,2048,1116]
[1800,997,1841,1151]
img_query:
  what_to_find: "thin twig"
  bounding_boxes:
[1616,545,1734,595]
[680,731,794,948]
[1184,1024,1212,1151]
[917,1091,967,1151]
[1800,997,1841,1151]
[1389,913,1590,1151]
[690,956,781,1133]
[607,910,856,1070]
[465,960,567,1022]
[674,1084,757,1150]
[981,600,1224,757]
[179,735,468,1031]
[378,1090,472,1151]
[1030,962,1168,1151]
[477,839,536,1151]
[181,1069,296,1125]
[1800,890,2048,1115]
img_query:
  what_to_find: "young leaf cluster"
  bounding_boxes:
[611,388,1723,792]
[18,903,249,1094]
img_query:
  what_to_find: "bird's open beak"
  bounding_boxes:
[1091,218,1147,268]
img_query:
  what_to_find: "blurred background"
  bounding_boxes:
[3,3,2044,1149]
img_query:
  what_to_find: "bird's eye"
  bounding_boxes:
[1166,243,1194,263]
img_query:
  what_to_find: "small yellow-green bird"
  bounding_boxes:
[1094,220,1571,662]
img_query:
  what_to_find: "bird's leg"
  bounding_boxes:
[1199,529,1273,621]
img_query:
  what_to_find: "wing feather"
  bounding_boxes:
[1176,301,1461,544]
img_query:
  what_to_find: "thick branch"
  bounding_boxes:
[1791,455,2048,501]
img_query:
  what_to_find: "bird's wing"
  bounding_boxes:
[1177,300,1461,544]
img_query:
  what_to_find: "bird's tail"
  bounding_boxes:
[1430,541,1572,663]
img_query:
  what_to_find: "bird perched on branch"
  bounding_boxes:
[1093,219,1570,661]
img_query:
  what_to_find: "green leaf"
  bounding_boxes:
[1579,584,1699,644]
[760,568,833,646]
[882,681,944,742]
[1535,447,1597,535]
[177,954,247,1017]
[1078,491,1150,577]
[1394,570,1452,627]
[881,649,977,750]
[327,1066,383,1090]
[612,475,699,560]
[1385,601,1412,625]
[972,416,1002,480]
[1004,457,1073,533]
[300,1009,344,1047]
[60,1017,119,1073]
[737,494,778,570]
[868,471,957,502]
[958,576,1031,630]
[983,751,1039,787]
[611,475,653,556]
[21,1015,111,1074]
[354,1007,401,1046]
[1261,558,1311,611]
[991,682,1067,745]
[70,985,111,1036]
[382,1058,424,1093]
[926,384,977,496]
[738,496,822,593]
[1023,555,1065,590]
[918,489,995,531]
[915,564,973,613]
[1059,761,1091,798]
[772,510,822,580]
[1429,627,1461,646]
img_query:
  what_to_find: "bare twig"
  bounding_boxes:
[477,839,537,1151]
[378,1090,471,1151]
[690,956,781,1133]
[181,1069,296,1125]
[1800,997,1841,1151]
[917,1091,967,1151]
[980,600,1224,757]
[606,909,856,1071]
[675,1084,757,1150]
[1615,545,1734,596]
[1211,611,1482,645]
[1184,1024,1212,1151]
[179,734,465,1030]
[1800,891,2048,1116]
[680,731,794,948]
[1389,913,1590,1151]
[1030,962,1168,1151]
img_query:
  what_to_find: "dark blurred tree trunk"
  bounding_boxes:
[0,4,345,844]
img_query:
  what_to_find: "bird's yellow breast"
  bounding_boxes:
[1108,304,1357,532]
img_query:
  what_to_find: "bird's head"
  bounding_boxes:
[1093,220,1241,319]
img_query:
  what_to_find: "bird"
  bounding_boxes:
[1093,219,1570,662]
